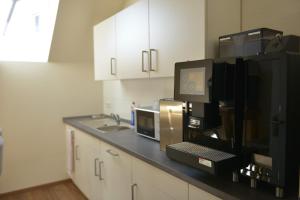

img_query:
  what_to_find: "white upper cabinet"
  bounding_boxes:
[94,16,118,80]
[148,0,206,78]
[116,0,150,79]
[93,0,241,80]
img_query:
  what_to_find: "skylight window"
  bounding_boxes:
[0,0,59,62]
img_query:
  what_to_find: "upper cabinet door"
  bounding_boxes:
[94,16,118,81]
[148,0,206,78]
[116,0,150,79]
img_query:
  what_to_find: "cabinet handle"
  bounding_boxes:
[149,49,157,71]
[131,183,137,200]
[94,158,99,176]
[106,149,119,157]
[111,58,117,75]
[75,145,80,160]
[99,161,104,181]
[142,50,149,72]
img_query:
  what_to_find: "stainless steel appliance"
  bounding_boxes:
[159,99,184,151]
[135,106,160,141]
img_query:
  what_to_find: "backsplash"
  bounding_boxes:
[102,77,174,119]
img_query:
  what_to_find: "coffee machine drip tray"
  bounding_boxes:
[166,142,239,175]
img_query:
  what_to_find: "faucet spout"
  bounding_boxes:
[110,113,121,125]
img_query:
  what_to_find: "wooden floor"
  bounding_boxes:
[0,180,87,200]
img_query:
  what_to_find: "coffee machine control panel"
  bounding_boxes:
[188,117,202,129]
[240,164,273,183]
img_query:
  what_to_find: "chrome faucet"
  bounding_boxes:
[111,113,121,125]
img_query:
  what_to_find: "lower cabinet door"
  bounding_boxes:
[70,128,104,200]
[73,130,90,198]
[101,142,132,200]
[85,137,103,200]
[132,158,188,200]
[189,184,222,200]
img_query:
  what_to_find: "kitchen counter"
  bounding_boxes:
[63,115,298,200]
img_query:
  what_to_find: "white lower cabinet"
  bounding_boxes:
[66,126,221,200]
[132,157,188,200]
[71,128,92,198]
[67,126,103,199]
[101,142,132,200]
[85,135,103,200]
[189,184,222,200]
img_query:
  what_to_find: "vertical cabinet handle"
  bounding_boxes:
[110,58,117,75]
[75,145,80,161]
[131,183,137,200]
[142,51,149,72]
[70,130,75,164]
[106,149,119,157]
[99,161,104,181]
[149,49,157,71]
[94,158,99,176]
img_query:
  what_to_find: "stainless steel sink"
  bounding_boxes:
[79,115,131,133]
[97,125,130,133]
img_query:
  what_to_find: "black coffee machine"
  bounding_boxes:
[166,28,300,198]
[167,53,300,198]
[239,52,300,198]
[167,58,247,178]
[219,30,300,198]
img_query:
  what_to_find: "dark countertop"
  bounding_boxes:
[63,115,298,200]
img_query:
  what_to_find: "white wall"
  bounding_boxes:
[0,0,124,194]
[123,0,137,8]
[103,78,174,119]
[242,0,300,35]
[0,63,101,193]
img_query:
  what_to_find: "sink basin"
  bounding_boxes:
[78,115,131,133]
[79,116,128,128]
[97,125,130,133]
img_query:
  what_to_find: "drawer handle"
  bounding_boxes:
[99,161,104,181]
[106,149,119,157]
[75,145,80,160]
[94,158,99,177]
[131,183,137,200]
